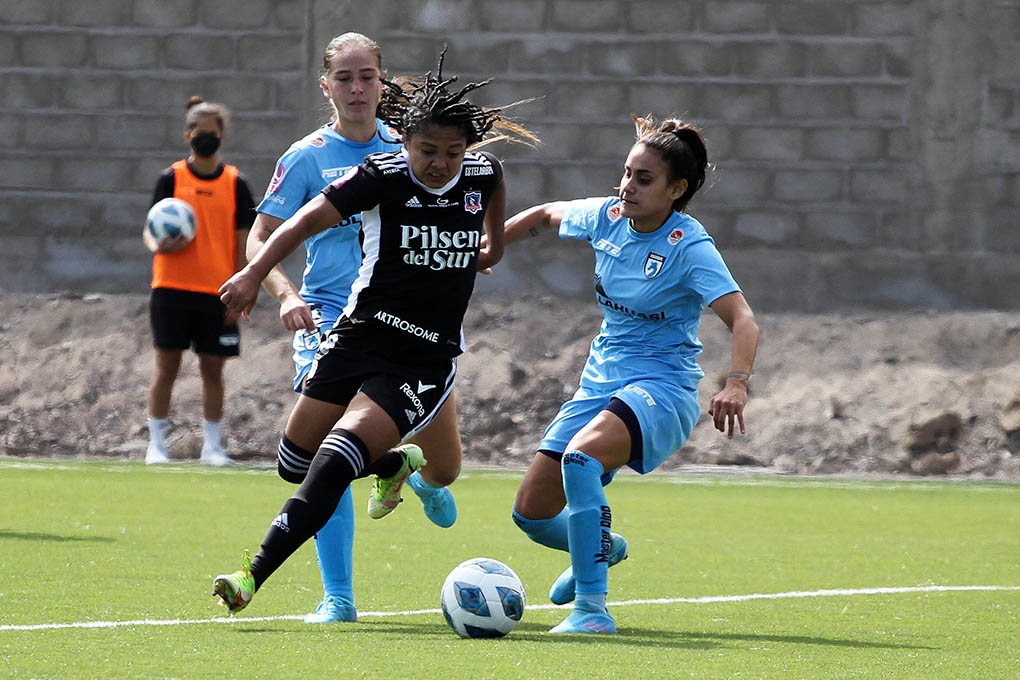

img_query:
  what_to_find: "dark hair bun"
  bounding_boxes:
[658,119,683,134]
[630,113,709,211]
[672,127,708,169]
[185,95,205,110]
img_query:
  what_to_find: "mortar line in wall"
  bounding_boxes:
[3,25,303,38]
[0,158,945,181]
[0,66,911,88]
[0,149,912,167]
[695,200,899,211]
[0,109,911,130]
[379,30,913,47]
[0,67,308,80]
[371,71,912,87]
[498,157,905,166]
[2,24,913,46]
[513,117,909,129]
[0,108,303,121]
[0,152,913,172]
[0,189,152,199]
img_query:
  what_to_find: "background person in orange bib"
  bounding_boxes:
[143,96,256,466]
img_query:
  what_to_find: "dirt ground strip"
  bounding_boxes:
[1,292,1018,481]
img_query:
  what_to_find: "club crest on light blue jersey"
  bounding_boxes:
[557,196,741,391]
[644,253,665,279]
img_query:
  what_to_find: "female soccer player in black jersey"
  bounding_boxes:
[211,50,537,613]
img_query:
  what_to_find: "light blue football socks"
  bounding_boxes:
[548,532,628,605]
[306,485,357,623]
[407,470,457,528]
[561,450,608,598]
[511,507,569,552]
[551,449,616,634]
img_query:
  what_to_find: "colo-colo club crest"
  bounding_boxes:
[463,191,482,214]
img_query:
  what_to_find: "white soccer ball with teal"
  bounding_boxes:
[441,557,526,638]
[146,197,196,243]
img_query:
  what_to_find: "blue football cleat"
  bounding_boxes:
[303,595,358,624]
[549,532,629,605]
[407,471,457,528]
[549,608,617,634]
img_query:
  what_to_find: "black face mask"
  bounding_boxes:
[190,132,221,157]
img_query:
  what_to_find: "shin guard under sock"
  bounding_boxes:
[561,450,610,597]
[250,428,368,590]
[511,508,570,552]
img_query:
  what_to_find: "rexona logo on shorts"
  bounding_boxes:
[400,382,426,418]
[399,225,480,271]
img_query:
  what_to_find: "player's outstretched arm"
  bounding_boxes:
[247,213,314,332]
[220,194,342,318]
[707,291,759,438]
[503,201,567,245]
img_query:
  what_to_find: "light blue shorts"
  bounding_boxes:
[538,378,700,474]
[291,303,338,392]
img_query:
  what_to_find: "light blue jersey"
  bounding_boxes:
[257,121,400,390]
[539,196,741,473]
[561,196,740,391]
[257,121,401,319]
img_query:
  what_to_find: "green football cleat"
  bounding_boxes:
[367,444,426,519]
[212,549,255,614]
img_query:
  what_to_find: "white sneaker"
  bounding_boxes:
[145,442,170,465]
[200,442,232,467]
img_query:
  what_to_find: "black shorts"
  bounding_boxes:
[303,338,455,439]
[149,287,240,357]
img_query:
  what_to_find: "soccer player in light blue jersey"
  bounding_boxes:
[245,33,461,624]
[503,114,760,634]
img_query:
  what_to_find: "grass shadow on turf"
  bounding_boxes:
[232,619,936,652]
[233,619,923,652]
[621,628,937,651]
[0,530,115,543]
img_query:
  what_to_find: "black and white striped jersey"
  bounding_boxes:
[320,149,504,362]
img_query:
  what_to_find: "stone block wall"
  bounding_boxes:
[0,0,1017,311]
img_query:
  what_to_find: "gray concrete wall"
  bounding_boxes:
[0,0,1017,311]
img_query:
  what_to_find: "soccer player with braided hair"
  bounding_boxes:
[248,33,475,625]
[502,114,759,633]
[211,48,537,613]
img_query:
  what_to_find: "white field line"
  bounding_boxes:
[3,459,1019,495]
[2,585,1017,632]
